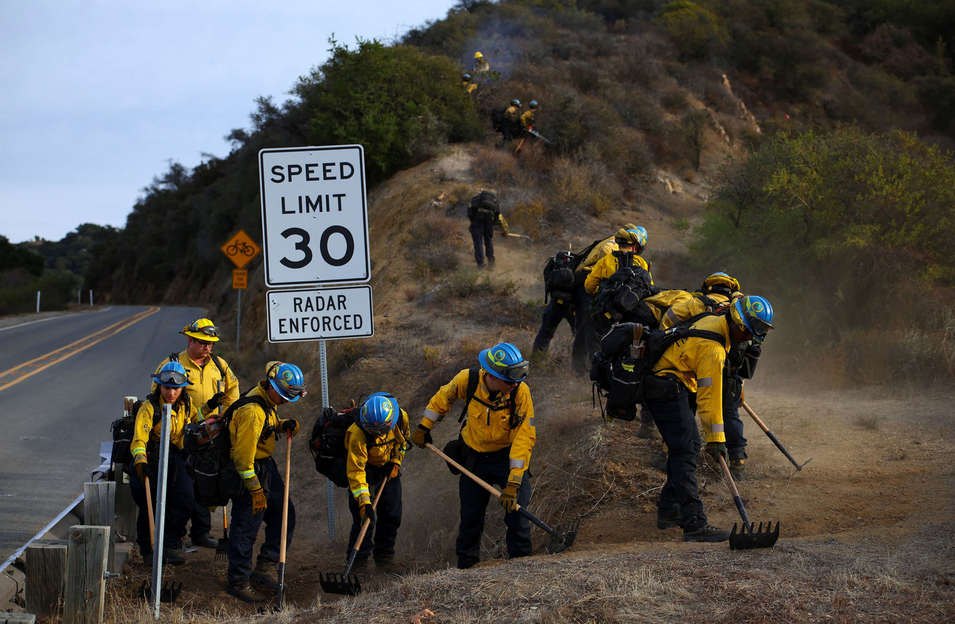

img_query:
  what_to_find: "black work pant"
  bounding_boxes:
[724,373,747,461]
[571,283,595,374]
[645,382,708,531]
[345,465,402,562]
[470,221,495,267]
[227,457,296,584]
[129,449,194,555]
[532,299,575,353]
[456,450,532,569]
[189,490,213,539]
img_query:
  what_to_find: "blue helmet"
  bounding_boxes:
[731,296,775,343]
[359,392,398,437]
[152,361,192,388]
[268,363,307,402]
[630,227,648,251]
[478,342,528,383]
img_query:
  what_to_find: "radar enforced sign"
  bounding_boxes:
[267,286,374,343]
[259,145,370,287]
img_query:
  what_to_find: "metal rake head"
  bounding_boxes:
[545,517,581,554]
[729,521,780,550]
[319,572,362,596]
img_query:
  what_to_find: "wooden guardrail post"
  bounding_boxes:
[0,613,37,623]
[113,468,138,544]
[25,539,68,617]
[83,482,116,572]
[63,525,108,624]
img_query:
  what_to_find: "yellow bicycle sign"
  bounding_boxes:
[221,230,261,269]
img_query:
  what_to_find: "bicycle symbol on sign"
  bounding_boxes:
[226,241,256,257]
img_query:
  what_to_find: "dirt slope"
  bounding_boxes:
[100,145,955,623]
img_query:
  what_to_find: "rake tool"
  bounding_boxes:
[215,506,229,561]
[319,475,390,596]
[139,475,182,603]
[426,443,579,554]
[503,232,534,249]
[717,456,779,550]
[741,400,812,471]
[277,430,293,609]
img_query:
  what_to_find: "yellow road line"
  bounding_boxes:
[0,306,160,393]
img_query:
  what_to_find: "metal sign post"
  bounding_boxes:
[152,404,172,618]
[320,339,335,542]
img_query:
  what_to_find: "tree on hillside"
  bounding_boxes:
[293,38,483,185]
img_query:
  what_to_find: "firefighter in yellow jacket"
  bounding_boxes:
[571,223,638,374]
[584,227,651,295]
[644,296,774,543]
[344,392,410,574]
[226,362,304,603]
[152,317,239,549]
[658,273,741,329]
[130,361,199,566]
[410,342,535,569]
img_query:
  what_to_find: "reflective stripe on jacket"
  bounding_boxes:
[422,369,535,483]
[651,314,731,443]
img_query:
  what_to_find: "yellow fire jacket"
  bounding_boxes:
[130,395,198,461]
[520,109,535,129]
[659,293,731,329]
[228,383,300,483]
[584,250,652,295]
[151,350,240,420]
[651,314,731,444]
[345,409,410,504]
[422,369,535,486]
[574,236,617,278]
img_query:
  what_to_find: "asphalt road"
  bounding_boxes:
[0,305,206,561]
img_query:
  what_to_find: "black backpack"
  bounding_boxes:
[182,391,269,506]
[467,191,499,222]
[109,395,159,466]
[590,262,659,334]
[542,251,576,304]
[490,108,506,132]
[590,312,724,421]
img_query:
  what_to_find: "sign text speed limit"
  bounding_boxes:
[259,145,370,287]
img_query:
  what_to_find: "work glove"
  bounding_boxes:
[410,424,433,449]
[250,488,268,515]
[383,462,400,480]
[281,419,299,433]
[359,504,376,525]
[134,457,153,482]
[705,442,728,466]
[204,392,227,413]
[499,482,519,514]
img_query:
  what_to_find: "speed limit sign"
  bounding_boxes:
[259,145,370,287]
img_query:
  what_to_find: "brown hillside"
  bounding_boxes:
[102,143,955,623]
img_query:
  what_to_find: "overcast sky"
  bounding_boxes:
[0,1,460,244]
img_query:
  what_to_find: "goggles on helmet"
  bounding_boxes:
[188,322,219,338]
[280,383,307,399]
[747,316,775,342]
[156,369,188,387]
[489,359,529,383]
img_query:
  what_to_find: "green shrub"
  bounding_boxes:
[655,1,729,62]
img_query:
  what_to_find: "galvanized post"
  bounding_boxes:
[151,404,172,618]
[236,289,242,351]
[320,340,334,542]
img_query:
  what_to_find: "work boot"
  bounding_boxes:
[191,533,219,549]
[457,555,479,570]
[227,581,268,603]
[656,509,681,530]
[251,559,280,590]
[375,555,409,576]
[350,557,369,575]
[730,459,746,482]
[683,524,732,543]
[651,449,668,472]
[636,421,660,440]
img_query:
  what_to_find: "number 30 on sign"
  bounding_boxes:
[259,145,370,288]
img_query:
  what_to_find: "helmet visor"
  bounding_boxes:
[281,383,307,399]
[156,370,188,386]
[748,316,775,342]
[493,360,529,382]
[363,420,393,436]
[190,324,219,338]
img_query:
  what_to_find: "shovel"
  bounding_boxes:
[503,232,533,249]
[139,475,183,603]
[319,475,390,596]
[717,456,779,550]
[215,381,230,561]
[277,430,293,609]
[426,443,578,554]
[741,400,812,471]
